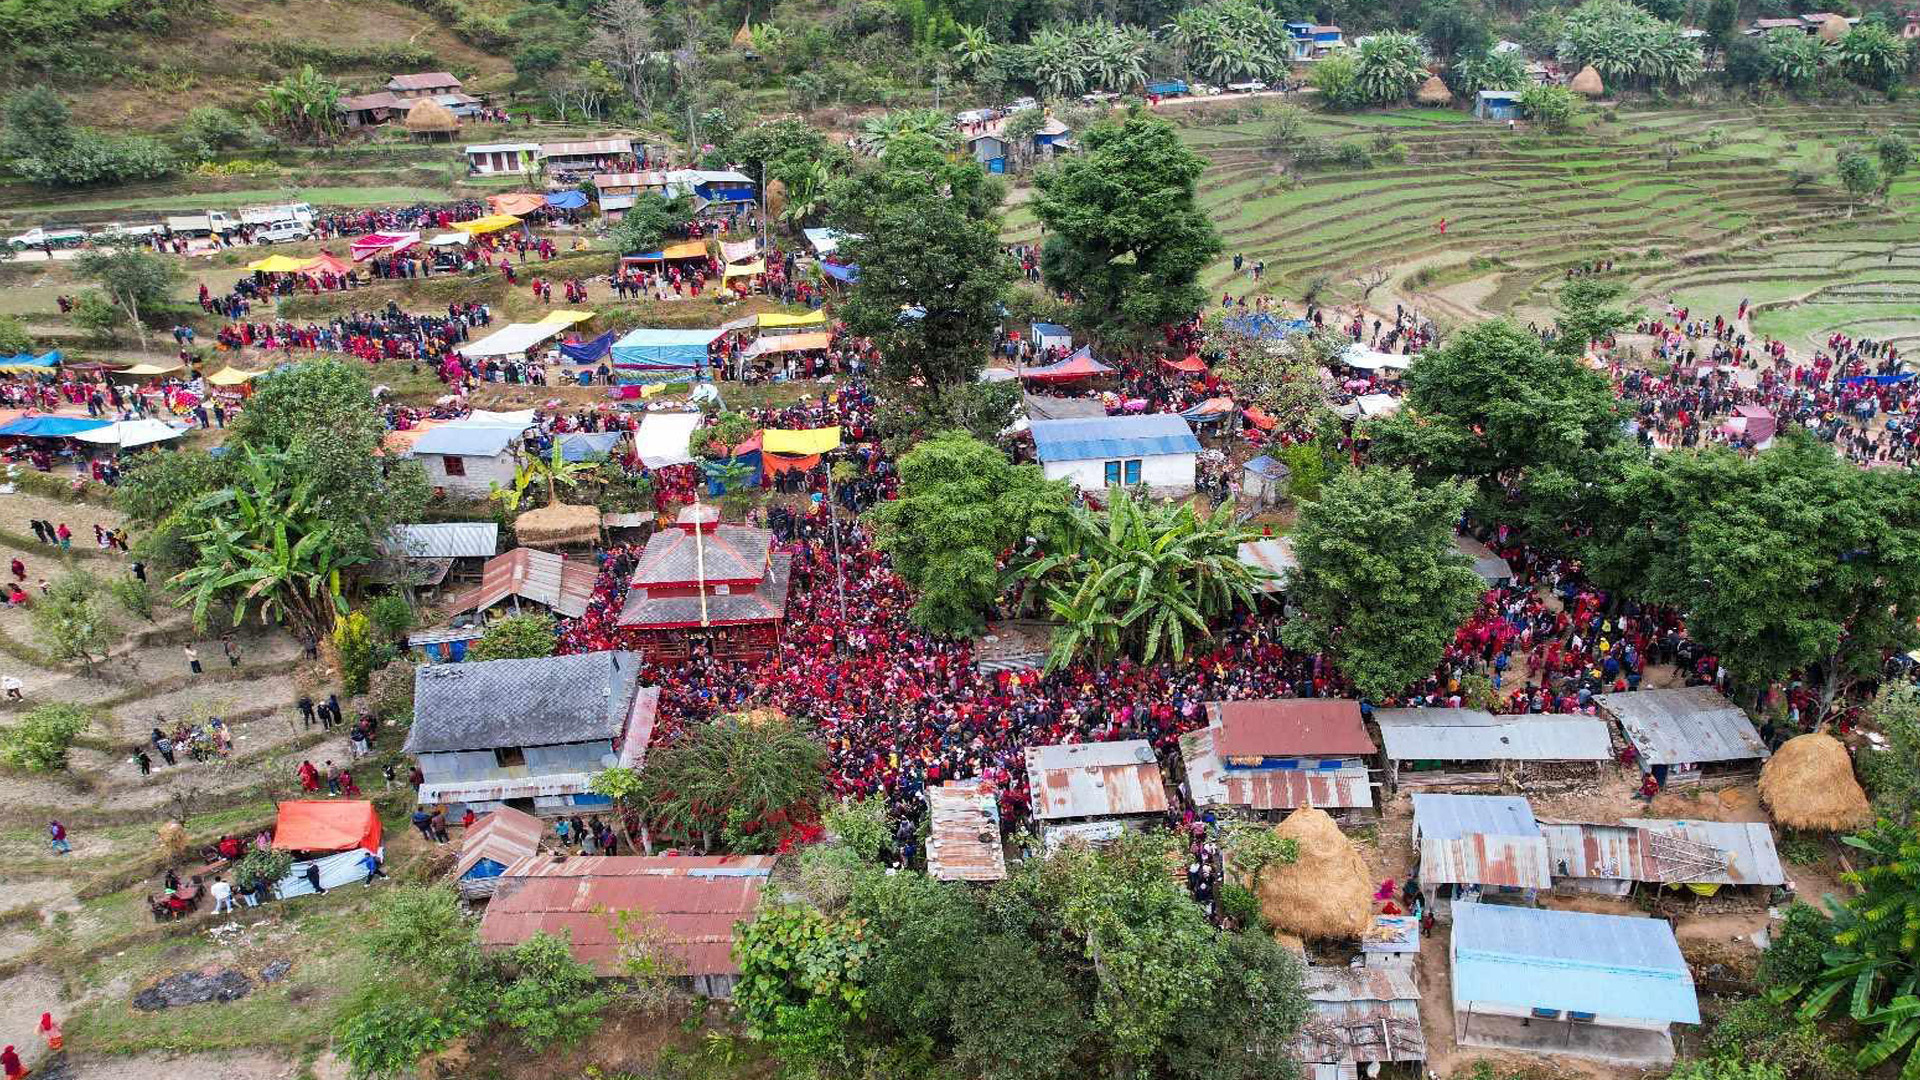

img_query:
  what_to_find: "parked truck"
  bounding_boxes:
[163,211,238,237]
[7,225,88,251]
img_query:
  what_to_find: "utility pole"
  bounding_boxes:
[824,457,850,648]
[759,158,769,253]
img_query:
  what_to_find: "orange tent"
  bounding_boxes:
[273,800,382,853]
[488,192,548,216]
[302,252,353,276]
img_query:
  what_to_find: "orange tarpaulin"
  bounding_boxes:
[1162,354,1207,374]
[762,452,821,476]
[273,800,382,853]
[488,192,549,216]
[301,252,353,276]
[1243,405,1276,431]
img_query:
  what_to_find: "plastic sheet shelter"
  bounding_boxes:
[68,419,186,449]
[0,416,110,438]
[350,231,420,261]
[757,310,827,329]
[272,800,382,854]
[536,309,596,327]
[762,427,841,455]
[461,322,567,359]
[0,350,63,375]
[722,259,765,279]
[453,214,522,235]
[245,254,310,273]
[635,411,703,468]
[625,240,710,262]
[205,367,262,386]
[610,328,726,370]
[545,190,589,210]
[740,332,830,359]
[487,193,548,216]
[1022,345,1115,383]
[112,362,186,378]
[301,253,354,276]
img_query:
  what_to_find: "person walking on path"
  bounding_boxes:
[152,728,176,766]
[134,748,151,776]
[222,636,240,667]
[47,820,70,855]
[54,523,70,551]
[3,1044,23,1080]
[184,645,202,675]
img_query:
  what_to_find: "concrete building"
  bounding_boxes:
[464,143,542,176]
[407,423,524,498]
[1029,413,1200,498]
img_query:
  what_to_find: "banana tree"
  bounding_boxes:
[523,440,601,506]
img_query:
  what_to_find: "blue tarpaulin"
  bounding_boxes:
[545,190,588,209]
[1840,373,1914,386]
[0,416,110,438]
[819,261,859,283]
[559,331,615,363]
[1223,313,1312,340]
[556,431,625,462]
[610,327,727,369]
[0,351,62,368]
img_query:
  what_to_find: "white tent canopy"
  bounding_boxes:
[69,419,188,449]
[634,411,703,468]
[427,233,471,247]
[460,322,566,359]
[465,409,537,427]
[1341,343,1415,371]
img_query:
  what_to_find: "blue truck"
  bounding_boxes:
[1146,79,1188,96]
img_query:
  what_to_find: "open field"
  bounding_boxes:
[1006,100,1920,346]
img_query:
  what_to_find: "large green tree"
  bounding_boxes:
[1281,467,1485,700]
[1034,109,1222,352]
[1209,323,1342,439]
[72,241,182,353]
[1367,318,1621,497]
[833,133,1014,420]
[1552,277,1639,357]
[868,433,1070,638]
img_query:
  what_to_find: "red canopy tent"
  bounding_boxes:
[1022,345,1116,383]
[302,252,354,276]
[1161,354,1207,375]
[350,232,420,262]
[272,800,382,853]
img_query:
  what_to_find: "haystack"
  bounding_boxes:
[1818,13,1850,41]
[405,99,460,141]
[1758,732,1871,832]
[514,502,601,548]
[1416,75,1453,106]
[1254,808,1372,941]
[1569,65,1605,97]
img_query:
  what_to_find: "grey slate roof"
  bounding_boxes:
[409,425,521,458]
[405,651,642,753]
[1373,709,1614,762]
[1029,414,1200,463]
[1595,686,1769,766]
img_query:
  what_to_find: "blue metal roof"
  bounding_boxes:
[410,425,521,458]
[1029,413,1200,463]
[1452,904,1700,1024]
[1032,322,1070,337]
[1411,793,1540,839]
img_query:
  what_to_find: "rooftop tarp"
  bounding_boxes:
[758,310,828,329]
[1030,414,1200,463]
[722,259,766,279]
[1224,313,1312,340]
[545,190,589,210]
[426,233,471,247]
[0,416,111,438]
[611,328,726,368]
[488,193,548,216]
[246,254,310,273]
[740,331,831,358]
[803,228,851,256]
[67,419,187,448]
[627,240,710,261]
[557,431,625,462]
[819,261,859,283]
[0,350,63,374]
[1341,344,1415,371]
[272,800,383,854]
[1451,904,1700,1025]
[762,427,841,455]
[350,231,420,261]
[205,367,263,386]
[453,214,523,235]
[1022,345,1116,382]
[113,362,186,377]
[720,239,759,263]
[461,322,566,359]
[635,411,703,468]
[558,331,615,363]
[537,309,596,327]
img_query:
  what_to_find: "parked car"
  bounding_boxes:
[7,226,88,251]
[255,220,313,244]
[1226,80,1269,93]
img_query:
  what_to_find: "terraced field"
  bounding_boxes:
[1005,102,1920,350]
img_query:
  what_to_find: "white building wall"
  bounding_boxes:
[1041,451,1195,498]
[419,452,518,498]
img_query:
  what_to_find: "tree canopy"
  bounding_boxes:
[1034,109,1222,352]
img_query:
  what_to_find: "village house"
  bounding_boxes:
[1297,966,1427,1079]
[1450,903,1699,1065]
[1029,413,1200,498]
[386,72,464,100]
[1540,817,1788,901]
[479,855,774,996]
[592,171,668,222]
[464,142,542,176]
[1178,698,1376,817]
[662,169,758,215]
[1023,739,1170,849]
[1285,22,1347,59]
[541,138,637,173]
[1372,708,1614,793]
[406,422,525,498]
[926,778,1007,882]
[405,651,659,816]
[379,521,500,589]
[1595,686,1771,786]
[1411,793,1551,912]
[454,807,544,899]
[339,92,406,129]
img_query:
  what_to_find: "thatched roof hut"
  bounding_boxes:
[405,99,460,141]
[515,502,601,548]
[1254,808,1373,941]
[1758,733,1871,832]
[1817,13,1850,41]
[733,14,754,47]
[1415,75,1453,106]
[1569,65,1605,97]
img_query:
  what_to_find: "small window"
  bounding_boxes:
[442,455,466,477]
[494,746,525,768]
[1104,460,1122,485]
[1123,459,1142,486]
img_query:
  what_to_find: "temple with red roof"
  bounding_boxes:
[616,504,792,661]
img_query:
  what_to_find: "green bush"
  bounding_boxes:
[1702,997,1852,1080]
[496,932,611,1051]
[1755,902,1835,991]
[1335,142,1373,170]
[109,577,155,621]
[367,660,416,727]
[232,848,293,891]
[0,704,91,773]
[468,614,557,662]
[332,611,376,696]
[367,594,414,642]
[1218,880,1262,929]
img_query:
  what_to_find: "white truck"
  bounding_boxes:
[7,225,88,251]
[164,211,238,237]
[93,221,168,242]
[238,202,316,227]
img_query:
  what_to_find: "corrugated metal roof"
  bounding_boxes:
[388,72,462,90]
[542,138,635,157]
[456,807,545,880]
[1226,767,1373,810]
[926,779,1007,881]
[1414,794,1549,887]
[1208,698,1376,758]
[1451,904,1700,1024]
[1541,819,1787,887]
[1373,710,1614,762]
[1299,966,1426,1065]
[1028,413,1200,463]
[1595,687,1769,766]
[421,773,592,804]
[409,425,521,458]
[1620,818,1787,886]
[1541,822,1641,882]
[1237,538,1296,593]
[1024,393,1108,421]
[1024,740,1169,820]
[1453,535,1513,582]
[1179,727,1228,806]
[406,651,643,754]
[481,855,773,977]
[616,686,660,770]
[450,548,596,619]
[387,522,500,560]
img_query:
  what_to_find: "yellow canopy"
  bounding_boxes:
[762,426,841,455]
[758,310,827,328]
[205,367,262,386]
[662,240,709,260]
[246,254,310,273]
[536,310,596,327]
[453,214,522,235]
[723,260,766,279]
[115,362,185,377]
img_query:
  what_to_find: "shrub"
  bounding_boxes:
[367,594,414,642]
[1293,136,1336,169]
[1335,142,1373,169]
[467,614,557,662]
[0,703,91,773]
[367,660,416,726]
[332,611,375,696]
[1218,880,1262,929]
[1755,902,1835,991]
[232,848,293,892]
[1702,997,1852,1080]
[496,932,611,1051]
[109,577,154,621]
